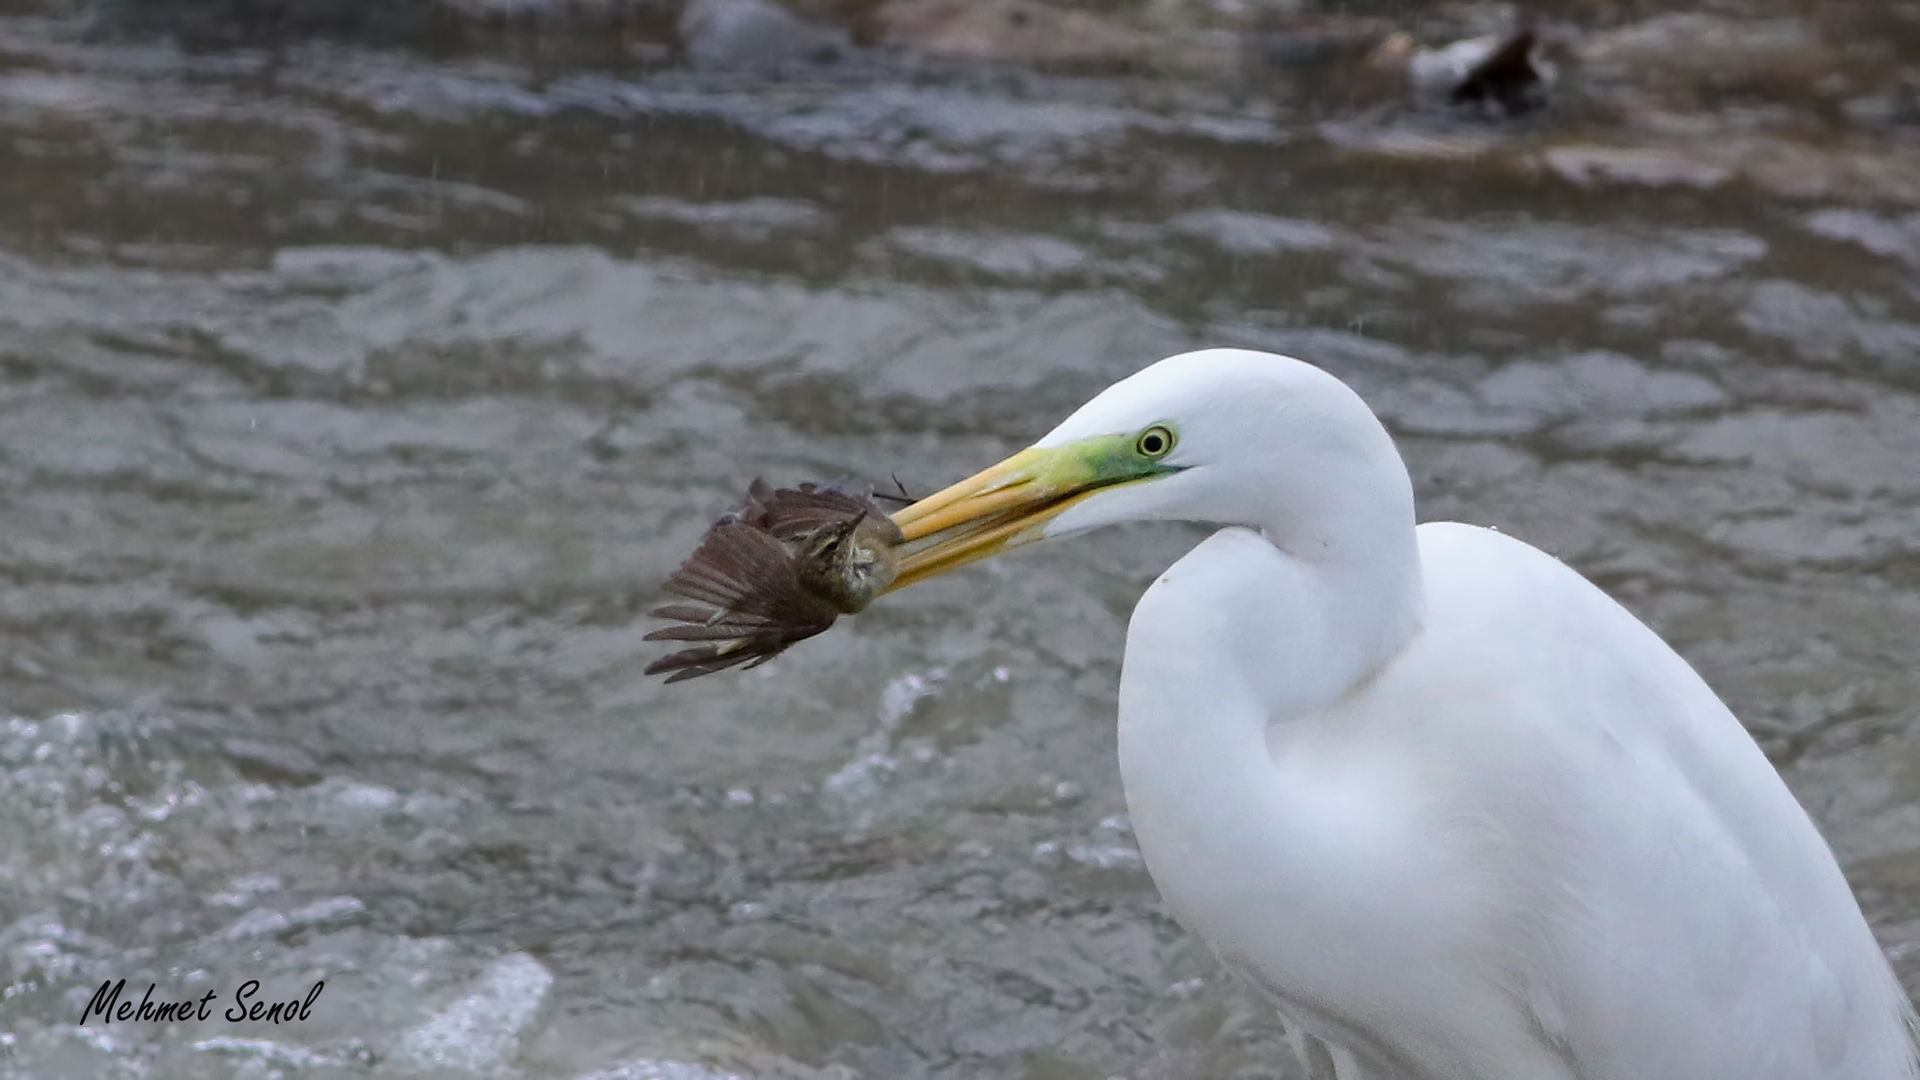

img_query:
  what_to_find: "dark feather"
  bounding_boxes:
[867,474,917,506]
[643,623,822,683]
[659,523,842,626]
[647,647,763,683]
[648,479,905,683]
[647,603,756,625]
[758,482,901,543]
[645,619,828,642]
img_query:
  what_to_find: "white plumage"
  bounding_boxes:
[892,348,1919,1079]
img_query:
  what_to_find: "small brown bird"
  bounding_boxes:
[644,480,905,683]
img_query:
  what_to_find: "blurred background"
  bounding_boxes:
[1,0,1918,1077]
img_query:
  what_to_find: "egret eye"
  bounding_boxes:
[1136,425,1175,459]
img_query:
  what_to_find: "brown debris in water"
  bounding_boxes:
[645,479,907,683]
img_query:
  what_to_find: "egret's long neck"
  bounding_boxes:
[1196,411,1428,711]
[1251,459,1425,705]
[1121,445,1425,717]
[1116,451,1425,972]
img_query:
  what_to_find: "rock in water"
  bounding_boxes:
[645,479,905,683]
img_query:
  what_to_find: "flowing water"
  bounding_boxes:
[1,3,1918,1078]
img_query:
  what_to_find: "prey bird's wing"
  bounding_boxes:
[647,480,908,683]
[652,522,840,625]
[643,624,827,683]
[760,484,906,545]
[643,519,842,682]
[756,484,870,539]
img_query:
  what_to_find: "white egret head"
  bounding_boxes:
[888,348,1415,588]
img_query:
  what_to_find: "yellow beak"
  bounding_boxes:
[885,436,1175,591]
[885,449,1065,590]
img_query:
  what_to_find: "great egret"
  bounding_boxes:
[882,349,1918,1080]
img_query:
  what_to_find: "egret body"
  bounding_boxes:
[886,349,1918,1080]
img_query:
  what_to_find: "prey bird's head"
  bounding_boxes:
[794,511,902,614]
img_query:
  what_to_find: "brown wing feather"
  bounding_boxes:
[756,484,870,539]
[648,603,797,632]
[648,480,904,683]
[647,512,839,682]
[643,624,824,683]
[658,523,839,625]
[762,483,906,545]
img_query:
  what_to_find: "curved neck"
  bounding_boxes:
[1180,520,1424,735]
[1115,471,1427,1021]
[1116,437,1426,855]
[1229,432,1426,712]
[1265,498,1425,710]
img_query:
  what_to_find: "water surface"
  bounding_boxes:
[2,6,1918,1078]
